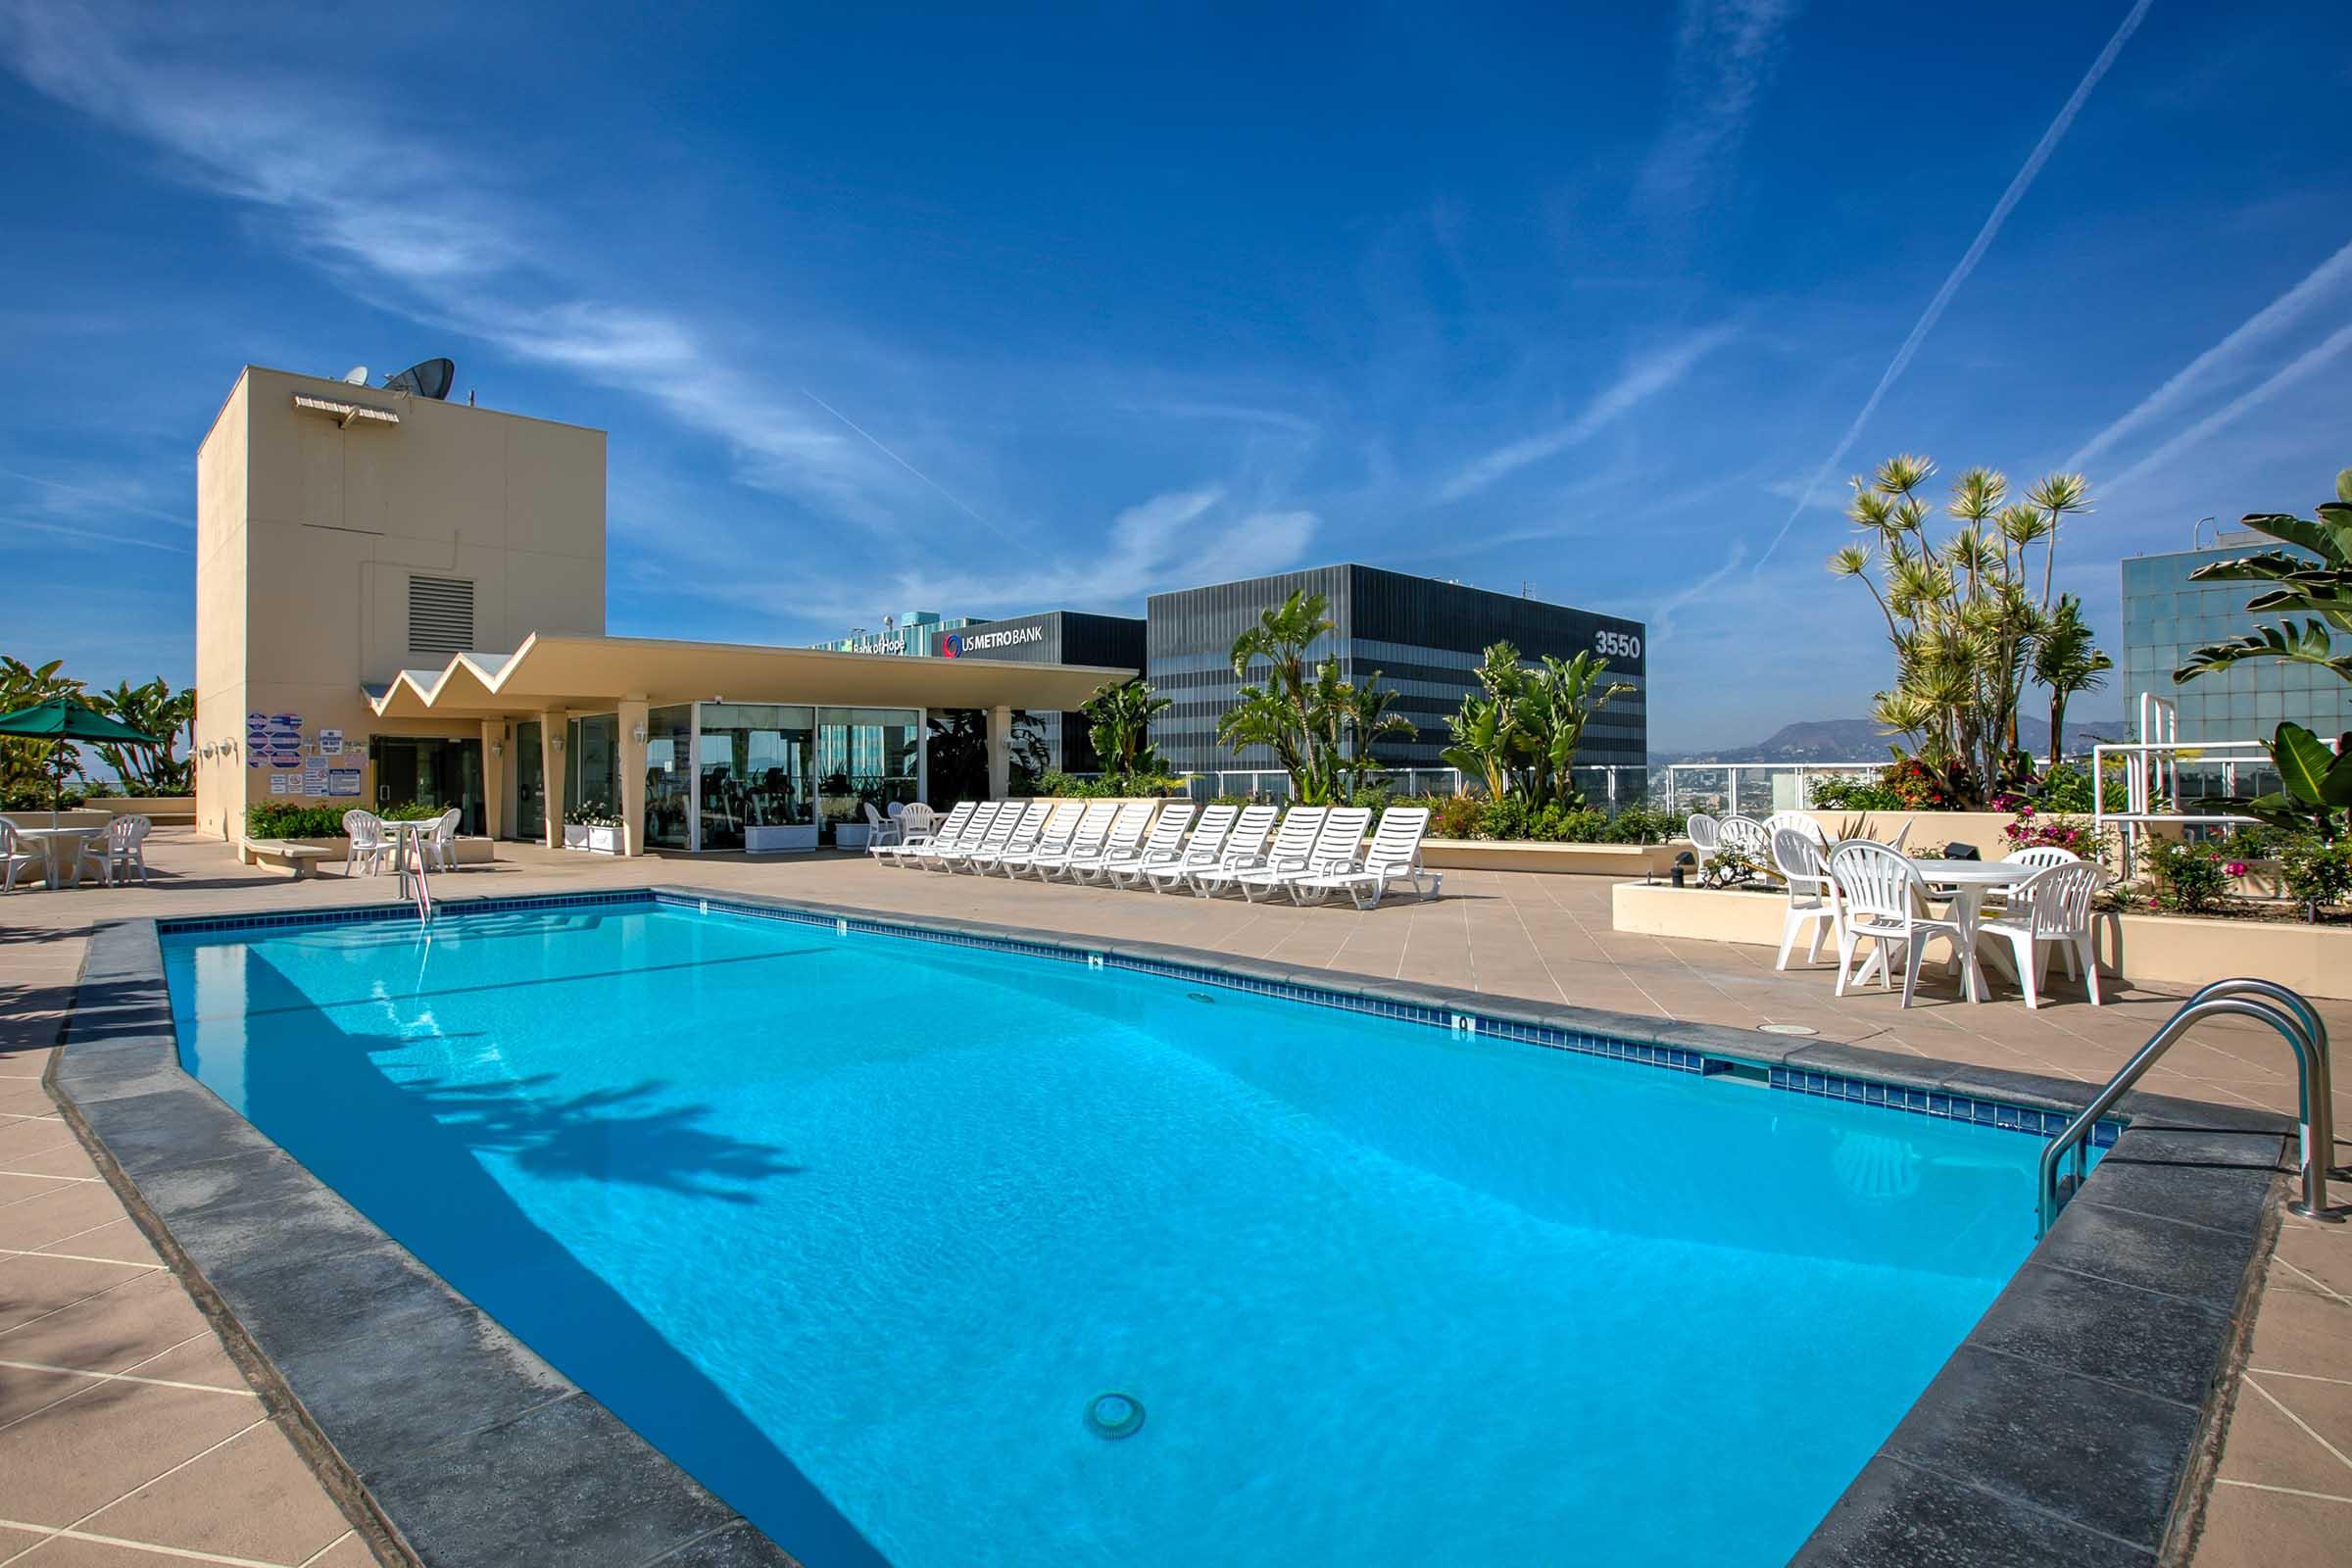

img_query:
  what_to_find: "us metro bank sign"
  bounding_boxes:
[941,625,1046,659]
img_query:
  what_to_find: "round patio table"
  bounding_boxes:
[12,825,103,889]
[1858,858,2037,1004]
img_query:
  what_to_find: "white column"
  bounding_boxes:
[540,712,564,849]
[617,698,649,858]
[916,710,931,807]
[987,706,1012,800]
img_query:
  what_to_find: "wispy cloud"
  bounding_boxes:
[1751,0,2154,570]
[2067,236,2352,472]
[0,466,190,529]
[1437,325,1736,502]
[0,6,930,534]
[1112,399,1321,438]
[1649,539,1749,636]
[2106,320,2352,493]
[1637,0,1803,208]
[2,515,193,554]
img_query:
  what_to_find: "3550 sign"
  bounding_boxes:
[1593,629,1642,661]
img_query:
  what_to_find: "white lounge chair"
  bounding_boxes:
[964,801,1067,873]
[1193,807,1324,898]
[877,801,969,862]
[908,801,1003,868]
[935,801,1036,871]
[1004,802,1117,878]
[1059,803,1160,884]
[1771,826,1840,970]
[1148,804,1274,894]
[1099,804,1200,888]
[1978,861,2105,1008]
[1829,841,1977,1007]
[1290,808,1438,908]
[1227,807,1370,903]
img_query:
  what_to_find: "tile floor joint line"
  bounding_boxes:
[2241,1375,2352,1473]
[0,1354,264,1396]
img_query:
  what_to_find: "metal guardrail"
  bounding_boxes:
[2036,978,2336,1235]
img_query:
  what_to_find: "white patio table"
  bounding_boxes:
[12,824,103,889]
[1855,858,2037,1004]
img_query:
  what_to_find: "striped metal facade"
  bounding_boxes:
[1147,564,1646,772]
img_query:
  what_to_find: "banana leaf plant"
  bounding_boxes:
[2209,721,2352,844]
[2175,466,2352,690]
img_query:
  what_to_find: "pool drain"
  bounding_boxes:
[1186,992,1216,1004]
[1086,1392,1145,1439]
[1758,1022,1819,1037]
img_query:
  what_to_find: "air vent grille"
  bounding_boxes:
[408,575,476,658]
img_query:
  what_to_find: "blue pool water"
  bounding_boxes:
[165,901,2046,1567]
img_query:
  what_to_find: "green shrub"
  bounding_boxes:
[2147,838,2231,913]
[1808,775,1904,810]
[245,804,349,838]
[2278,835,2352,916]
[1427,794,1483,838]
[383,801,443,821]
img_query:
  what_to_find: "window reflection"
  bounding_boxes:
[698,704,815,851]
[644,705,693,849]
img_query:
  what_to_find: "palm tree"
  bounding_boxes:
[2175,466,2352,691]
[93,676,197,793]
[2032,594,2111,763]
[1084,678,1171,778]
[1336,672,1417,800]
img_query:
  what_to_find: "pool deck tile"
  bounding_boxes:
[2,827,2349,1566]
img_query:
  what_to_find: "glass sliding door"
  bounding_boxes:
[564,714,619,821]
[514,721,545,841]
[814,707,920,844]
[370,737,486,835]
[698,704,815,852]
[644,705,693,850]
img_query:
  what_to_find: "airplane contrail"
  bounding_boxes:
[799,387,1021,545]
[2067,235,2352,471]
[1752,0,2154,571]
[2106,320,2352,493]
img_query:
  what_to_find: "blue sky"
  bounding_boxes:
[3,1,2348,751]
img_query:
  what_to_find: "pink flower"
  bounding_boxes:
[2226,860,2248,878]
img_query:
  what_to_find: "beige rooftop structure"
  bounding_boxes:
[194,366,1131,854]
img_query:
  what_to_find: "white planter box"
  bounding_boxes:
[744,823,817,855]
[562,824,587,850]
[563,824,621,855]
[834,823,872,850]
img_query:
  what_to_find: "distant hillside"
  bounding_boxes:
[1655,714,2126,765]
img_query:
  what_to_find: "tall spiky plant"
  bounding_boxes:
[1828,455,2097,807]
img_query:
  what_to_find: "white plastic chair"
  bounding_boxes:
[862,802,902,852]
[1986,843,2079,912]
[1,820,39,893]
[878,802,967,862]
[1717,815,1769,859]
[82,814,151,886]
[1762,810,1827,846]
[1686,812,1721,857]
[1770,827,1839,970]
[425,808,462,871]
[1828,841,1976,1007]
[341,810,388,876]
[1977,862,2105,1008]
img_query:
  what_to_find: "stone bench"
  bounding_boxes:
[238,839,337,879]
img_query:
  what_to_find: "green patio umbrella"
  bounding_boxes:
[0,699,166,827]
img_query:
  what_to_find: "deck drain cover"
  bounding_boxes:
[1086,1393,1145,1439]
[1758,1023,1819,1037]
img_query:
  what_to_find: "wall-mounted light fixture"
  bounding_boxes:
[551,734,565,753]
[631,723,648,744]
[490,740,504,759]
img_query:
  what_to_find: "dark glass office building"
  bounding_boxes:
[1147,564,1647,774]
[943,609,1149,770]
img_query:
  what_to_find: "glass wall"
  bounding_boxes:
[372,737,485,834]
[698,703,815,851]
[644,705,694,850]
[814,706,921,843]
[514,721,545,841]
[564,714,619,820]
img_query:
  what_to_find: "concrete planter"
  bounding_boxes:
[564,824,621,855]
[1421,838,1684,876]
[236,835,498,867]
[85,796,197,824]
[744,823,817,854]
[1610,881,2352,1000]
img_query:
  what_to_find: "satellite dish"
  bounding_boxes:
[341,366,369,385]
[379,358,456,400]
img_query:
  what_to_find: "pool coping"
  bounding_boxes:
[52,885,2297,1568]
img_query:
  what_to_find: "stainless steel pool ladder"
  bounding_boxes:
[2036,978,2337,1236]
[395,824,434,926]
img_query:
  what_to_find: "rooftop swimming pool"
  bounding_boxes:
[164,897,2059,1567]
